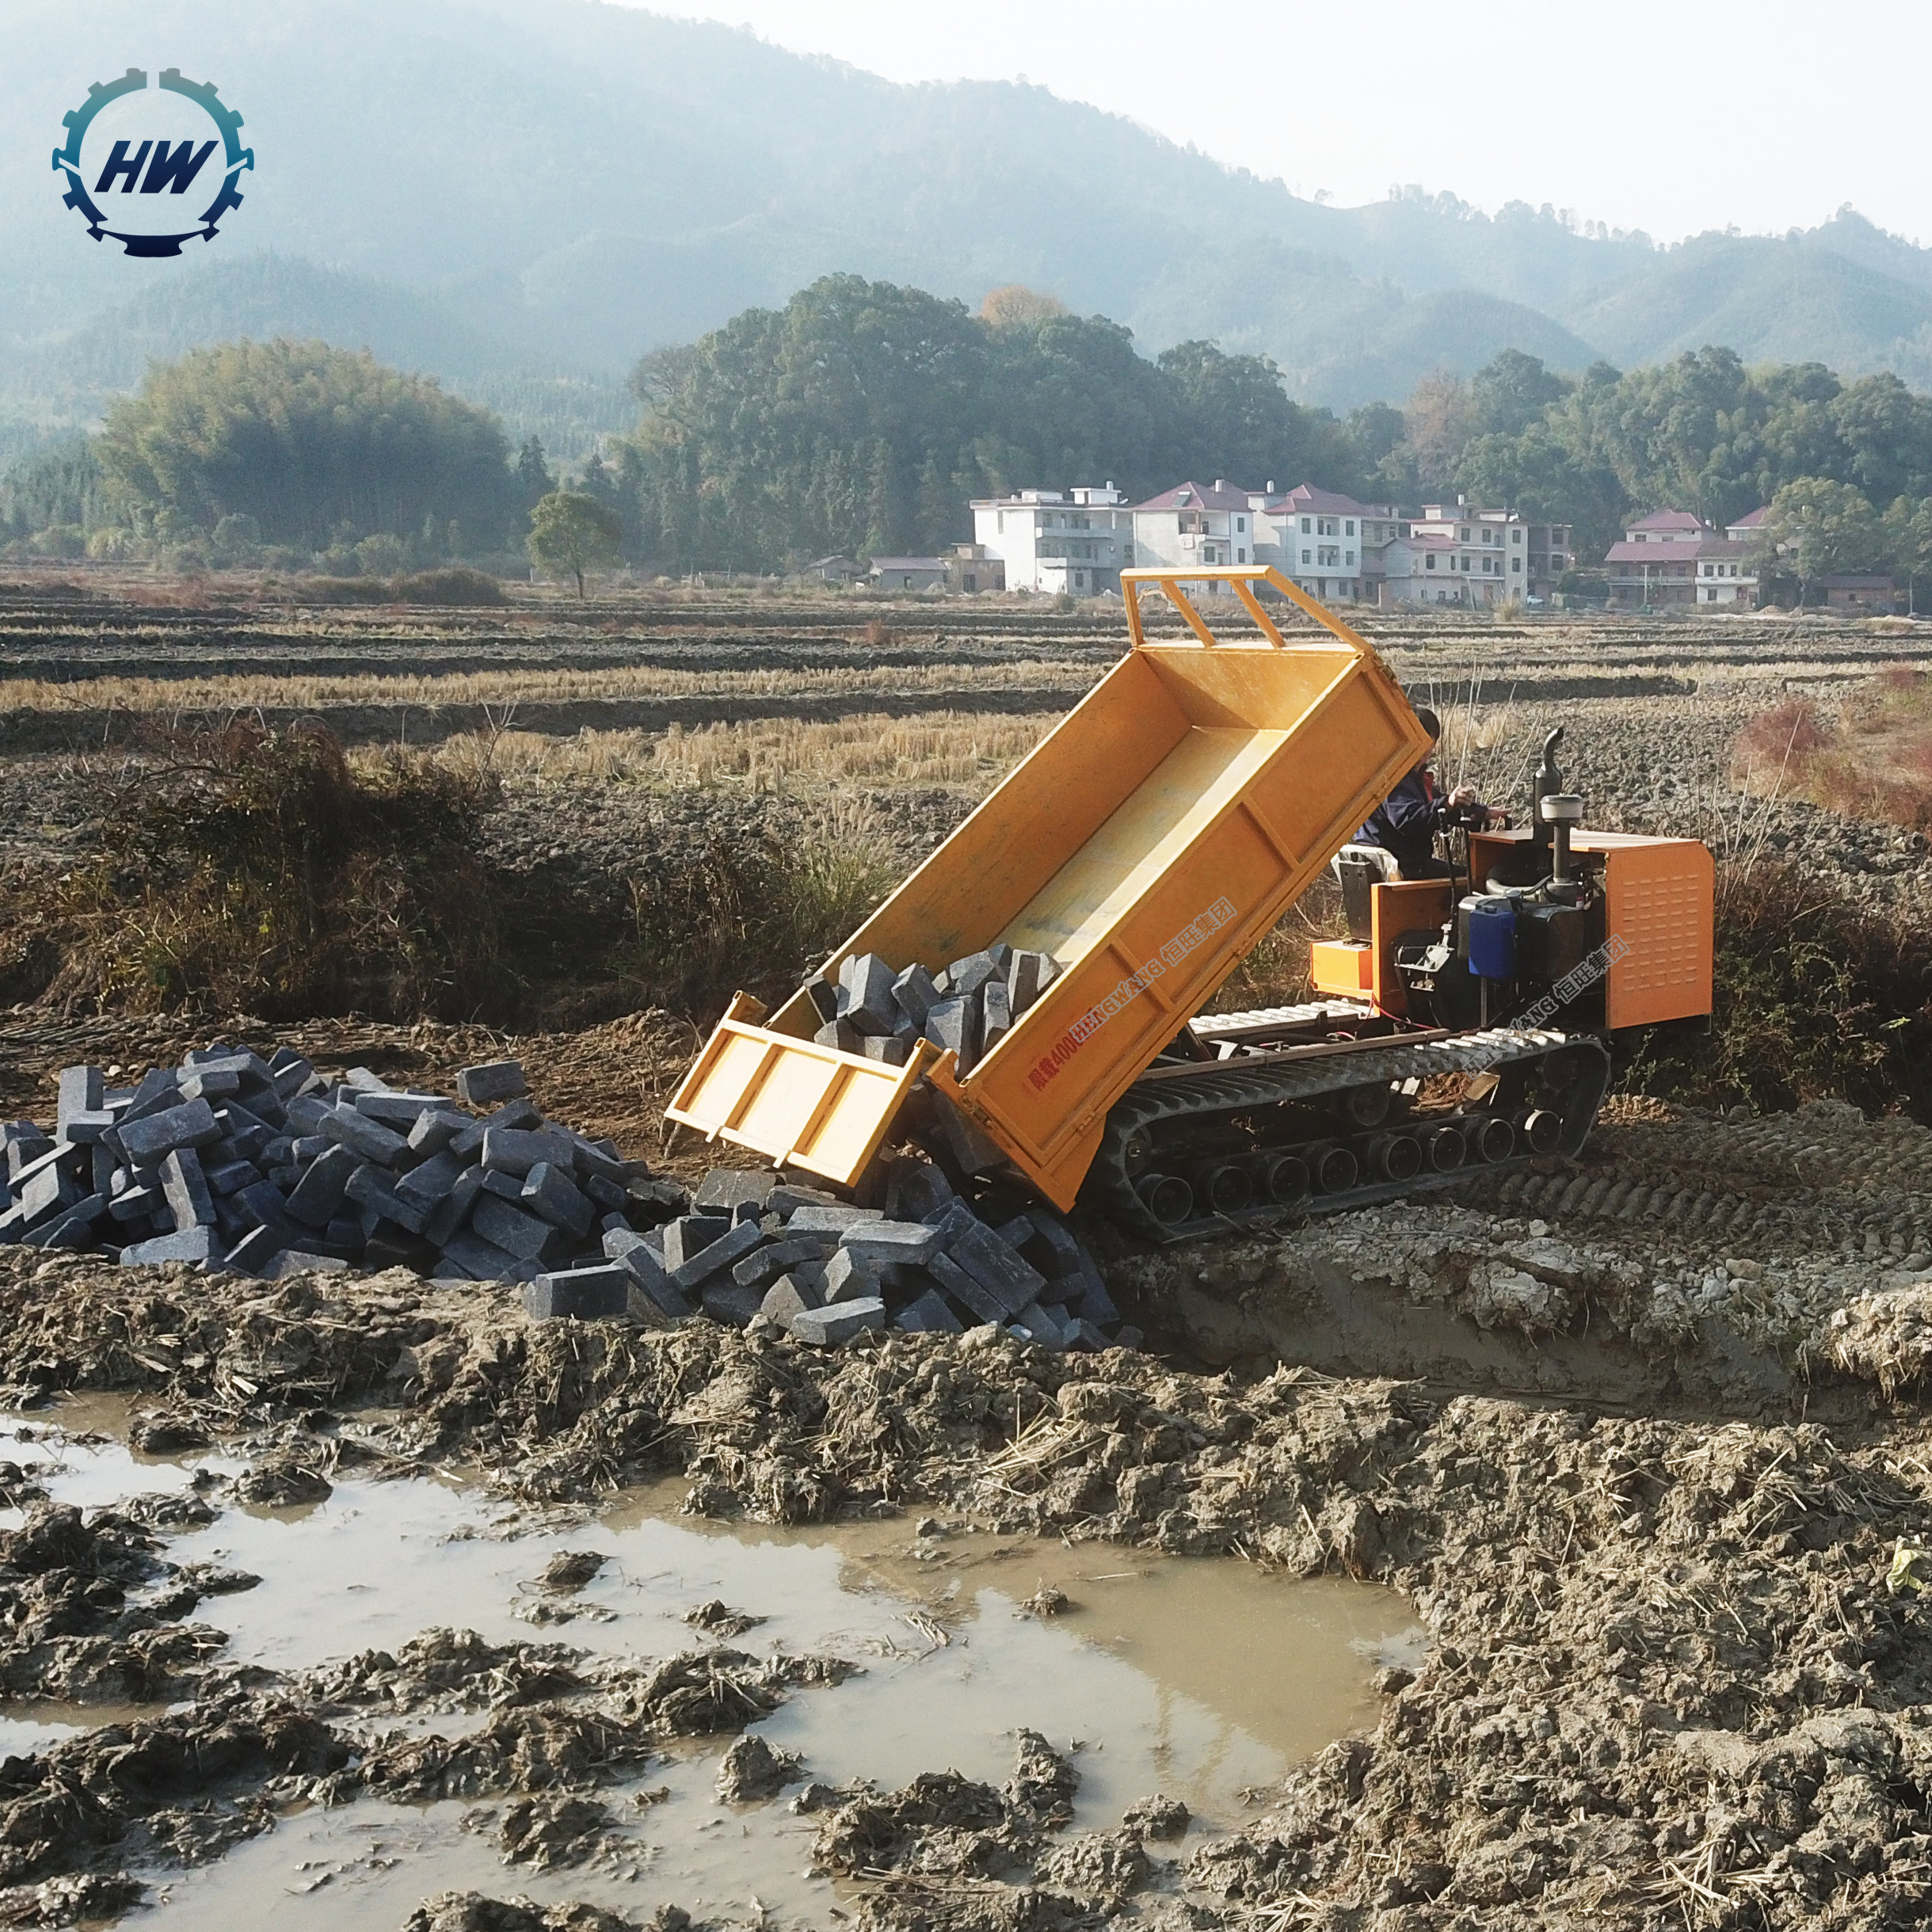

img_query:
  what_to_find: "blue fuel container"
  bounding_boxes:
[1465,894,1517,981]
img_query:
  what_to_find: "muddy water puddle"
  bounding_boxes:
[2,1406,1423,1926]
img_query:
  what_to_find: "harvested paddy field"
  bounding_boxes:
[0,572,1930,1928]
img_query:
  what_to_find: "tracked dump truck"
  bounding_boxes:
[667,566,1714,1243]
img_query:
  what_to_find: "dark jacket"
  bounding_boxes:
[1355,767,1439,875]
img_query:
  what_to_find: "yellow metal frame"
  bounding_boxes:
[666,566,1433,1207]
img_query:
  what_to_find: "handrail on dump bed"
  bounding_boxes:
[1122,563,1380,659]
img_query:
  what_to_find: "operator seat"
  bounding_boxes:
[1335,844,1400,943]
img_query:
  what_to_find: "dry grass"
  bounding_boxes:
[1733,668,1932,830]
[0,660,1091,716]
[418,712,1057,791]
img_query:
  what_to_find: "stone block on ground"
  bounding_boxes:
[520,1161,596,1238]
[886,1158,955,1222]
[894,1290,963,1334]
[120,1226,215,1267]
[161,1149,216,1230]
[481,1124,574,1178]
[760,1274,821,1328]
[346,1163,429,1236]
[56,1065,107,1143]
[114,1098,222,1168]
[733,1234,835,1291]
[407,1109,471,1156]
[35,1195,108,1250]
[1012,1301,1067,1351]
[789,1298,886,1346]
[785,1203,882,1234]
[286,1143,359,1227]
[318,1107,410,1168]
[936,1202,1046,1316]
[662,1214,730,1272]
[669,1215,764,1292]
[472,1195,566,1263]
[924,1248,1010,1326]
[448,1099,543,1160]
[456,1060,528,1107]
[700,1279,766,1328]
[524,1263,631,1320]
[354,1092,452,1129]
[439,1229,523,1282]
[223,1227,283,1276]
[262,1249,349,1279]
[820,1248,878,1305]
[839,1218,940,1269]
[694,1170,775,1214]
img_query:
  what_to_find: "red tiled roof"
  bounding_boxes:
[1271,482,1382,517]
[1605,539,1756,565]
[1727,506,1770,530]
[1627,509,1710,535]
[1133,479,1256,512]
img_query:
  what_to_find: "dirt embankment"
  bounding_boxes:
[0,1252,1928,1926]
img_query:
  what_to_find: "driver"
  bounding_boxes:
[1351,707,1505,880]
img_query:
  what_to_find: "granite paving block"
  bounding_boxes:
[449,1099,543,1160]
[891,962,941,1033]
[355,1092,452,1129]
[980,977,1012,1053]
[472,1194,566,1263]
[520,1160,596,1238]
[439,1229,524,1282]
[838,1218,940,1268]
[346,1163,430,1236]
[893,1290,963,1334]
[481,1125,575,1178]
[785,1203,882,1234]
[760,1274,821,1328]
[661,1215,730,1271]
[819,1247,878,1305]
[407,1109,471,1156]
[422,1166,486,1247]
[922,996,981,1074]
[161,1149,215,1230]
[700,1279,766,1328]
[120,1227,215,1267]
[524,1263,630,1320]
[286,1143,358,1227]
[262,1250,350,1279]
[838,952,898,1036]
[936,1202,1045,1315]
[924,1248,1009,1326]
[319,1107,410,1168]
[694,1169,775,1214]
[732,1234,834,1291]
[789,1298,885,1345]
[394,1151,468,1210]
[456,1060,528,1107]
[669,1215,764,1292]
[114,1098,223,1168]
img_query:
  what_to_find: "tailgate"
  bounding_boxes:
[664,994,937,1185]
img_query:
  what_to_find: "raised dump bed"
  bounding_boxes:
[666,566,1431,1208]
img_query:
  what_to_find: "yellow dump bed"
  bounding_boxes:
[666,566,1432,1209]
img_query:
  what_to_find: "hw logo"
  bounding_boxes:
[51,67,253,257]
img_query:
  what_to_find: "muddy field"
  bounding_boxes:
[0,573,1929,1928]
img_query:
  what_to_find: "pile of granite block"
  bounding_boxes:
[0,1047,684,1284]
[803,945,1061,1076]
[568,1153,1138,1352]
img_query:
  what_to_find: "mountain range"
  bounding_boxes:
[8,0,1932,465]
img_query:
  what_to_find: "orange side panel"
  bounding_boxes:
[1602,842,1714,1027]
[1310,939,1374,995]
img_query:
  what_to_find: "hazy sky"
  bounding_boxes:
[642,1,1927,246]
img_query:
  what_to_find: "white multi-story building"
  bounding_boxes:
[970,484,1133,596]
[1128,480,1257,579]
[1384,501,1572,605]
[1602,509,1759,608]
[1256,484,1406,601]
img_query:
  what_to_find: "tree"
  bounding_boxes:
[1403,372,1477,496]
[980,285,1068,328]
[1760,477,1885,603]
[1469,349,1572,440]
[528,490,623,597]
[516,436,555,509]
[96,339,517,551]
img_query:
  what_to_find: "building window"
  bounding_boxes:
[1238,547,1248,563]
[1301,548,1312,564]
[1301,517,1312,534]
[1345,520,1355,536]
[1236,516,1246,532]
[1345,551,1355,566]
[1511,557,1520,573]
[1513,528,1522,543]
[1425,554,1436,570]
[1460,527,1470,542]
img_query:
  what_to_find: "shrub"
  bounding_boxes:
[392,566,506,606]
[0,722,506,1021]
[299,575,394,604]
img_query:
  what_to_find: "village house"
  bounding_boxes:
[970,484,1132,596]
[1603,509,1759,608]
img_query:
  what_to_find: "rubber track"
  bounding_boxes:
[1093,1027,1611,1244]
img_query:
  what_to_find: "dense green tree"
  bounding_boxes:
[1469,348,1573,440]
[528,489,624,596]
[1760,478,1885,600]
[97,339,518,551]
[0,440,106,541]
